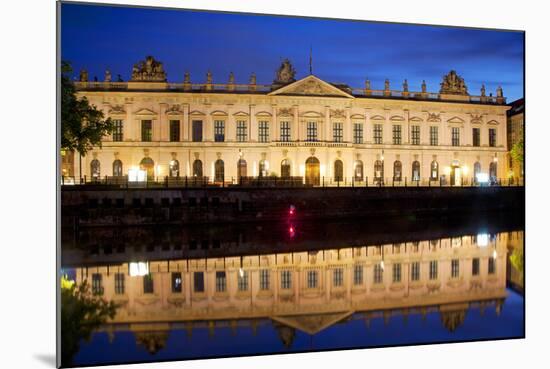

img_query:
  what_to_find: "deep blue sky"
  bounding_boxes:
[61,3,524,101]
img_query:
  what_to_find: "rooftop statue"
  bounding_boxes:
[274,58,296,85]
[440,70,468,95]
[130,56,167,82]
[79,69,88,82]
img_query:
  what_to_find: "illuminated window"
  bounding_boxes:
[193,160,203,177]
[353,123,363,144]
[430,161,439,180]
[307,270,318,288]
[259,160,267,177]
[112,119,123,141]
[353,265,363,285]
[334,160,343,181]
[214,120,225,142]
[260,269,270,290]
[451,259,460,278]
[333,268,344,287]
[333,122,343,142]
[392,125,402,145]
[91,273,103,295]
[452,127,460,146]
[411,125,420,145]
[258,121,269,142]
[306,121,317,142]
[141,120,152,141]
[90,159,100,179]
[354,161,364,181]
[215,271,226,292]
[430,126,438,146]
[411,262,420,281]
[281,270,292,289]
[193,272,204,293]
[393,160,402,181]
[280,121,291,142]
[114,273,124,295]
[112,160,123,176]
[214,159,224,182]
[238,270,249,291]
[143,274,154,294]
[169,159,179,177]
[170,120,180,142]
[236,120,247,142]
[412,161,420,181]
[429,260,438,280]
[472,258,480,276]
[171,272,182,293]
[374,160,384,182]
[392,263,402,283]
[281,159,291,178]
[373,124,383,144]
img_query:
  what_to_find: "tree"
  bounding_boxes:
[61,61,114,156]
[61,277,117,366]
[510,128,524,165]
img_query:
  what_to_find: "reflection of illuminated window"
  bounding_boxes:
[260,270,270,290]
[171,272,182,293]
[281,270,292,289]
[215,271,226,292]
[114,273,125,294]
[472,258,480,276]
[353,265,363,285]
[451,259,460,278]
[333,268,343,287]
[193,272,204,293]
[411,262,420,281]
[488,258,496,274]
[429,261,438,280]
[92,273,103,295]
[374,264,383,284]
[238,271,249,291]
[392,264,402,283]
[143,274,154,294]
[307,270,318,288]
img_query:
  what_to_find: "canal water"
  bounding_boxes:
[60,212,524,367]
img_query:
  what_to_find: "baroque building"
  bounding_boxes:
[506,98,524,180]
[72,56,511,185]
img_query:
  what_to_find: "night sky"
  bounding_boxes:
[60,2,524,101]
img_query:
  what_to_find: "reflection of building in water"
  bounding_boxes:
[74,231,521,350]
[506,230,524,291]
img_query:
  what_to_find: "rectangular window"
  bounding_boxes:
[141,120,152,142]
[411,125,420,145]
[353,123,363,144]
[333,268,344,287]
[171,272,182,293]
[333,122,343,142]
[429,260,438,280]
[353,265,363,285]
[472,258,480,276]
[392,125,402,145]
[307,270,318,288]
[238,270,249,291]
[215,271,226,292]
[473,128,480,147]
[214,120,225,142]
[112,119,123,141]
[489,128,497,147]
[392,263,402,283]
[373,124,383,144]
[452,127,460,146]
[488,258,496,274]
[169,120,180,142]
[114,273,125,295]
[260,269,270,290]
[306,121,317,142]
[193,272,204,293]
[143,274,154,294]
[192,120,203,142]
[451,259,460,278]
[280,121,291,142]
[281,270,292,289]
[236,120,247,142]
[430,126,438,146]
[411,262,420,281]
[92,273,103,295]
[374,264,383,284]
[258,121,269,142]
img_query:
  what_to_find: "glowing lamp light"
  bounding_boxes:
[493,249,498,259]
[239,267,244,278]
[129,262,149,277]
[476,173,489,183]
[289,225,296,238]
[128,168,147,182]
[477,233,489,247]
[289,205,296,216]
[380,260,385,271]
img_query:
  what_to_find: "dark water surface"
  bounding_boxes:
[61,213,524,367]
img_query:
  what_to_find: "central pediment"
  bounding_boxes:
[271,311,354,335]
[269,75,354,98]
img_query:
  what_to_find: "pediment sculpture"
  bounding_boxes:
[427,113,441,122]
[440,70,468,95]
[331,109,346,118]
[274,58,296,85]
[131,56,167,82]
[109,104,125,115]
[165,104,182,114]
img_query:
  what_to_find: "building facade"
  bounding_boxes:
[507,98,524,180]
[72,56,511,186]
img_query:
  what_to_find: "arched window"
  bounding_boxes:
[90,159,100,179]
[489,161,497,180]
[192,159,203,177]
[112,160,123,176]
[237,159,247,179]
[169,159,179,177]
[393,161,402,181]
[474,162,481,182]
[305,157,320,186]
[412,161,420,181]
[259,160,267,177]
[430,161,439,180]
[215,159,224,182]
[334,160,343,182]
[281,159,291,178]
[140,157,155,180]
[374,160,384,183]
[354,160,364,181]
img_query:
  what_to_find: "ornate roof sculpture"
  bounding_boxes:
[440,70,468,95]
[273,58,296,86]
[131,56,167,82]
